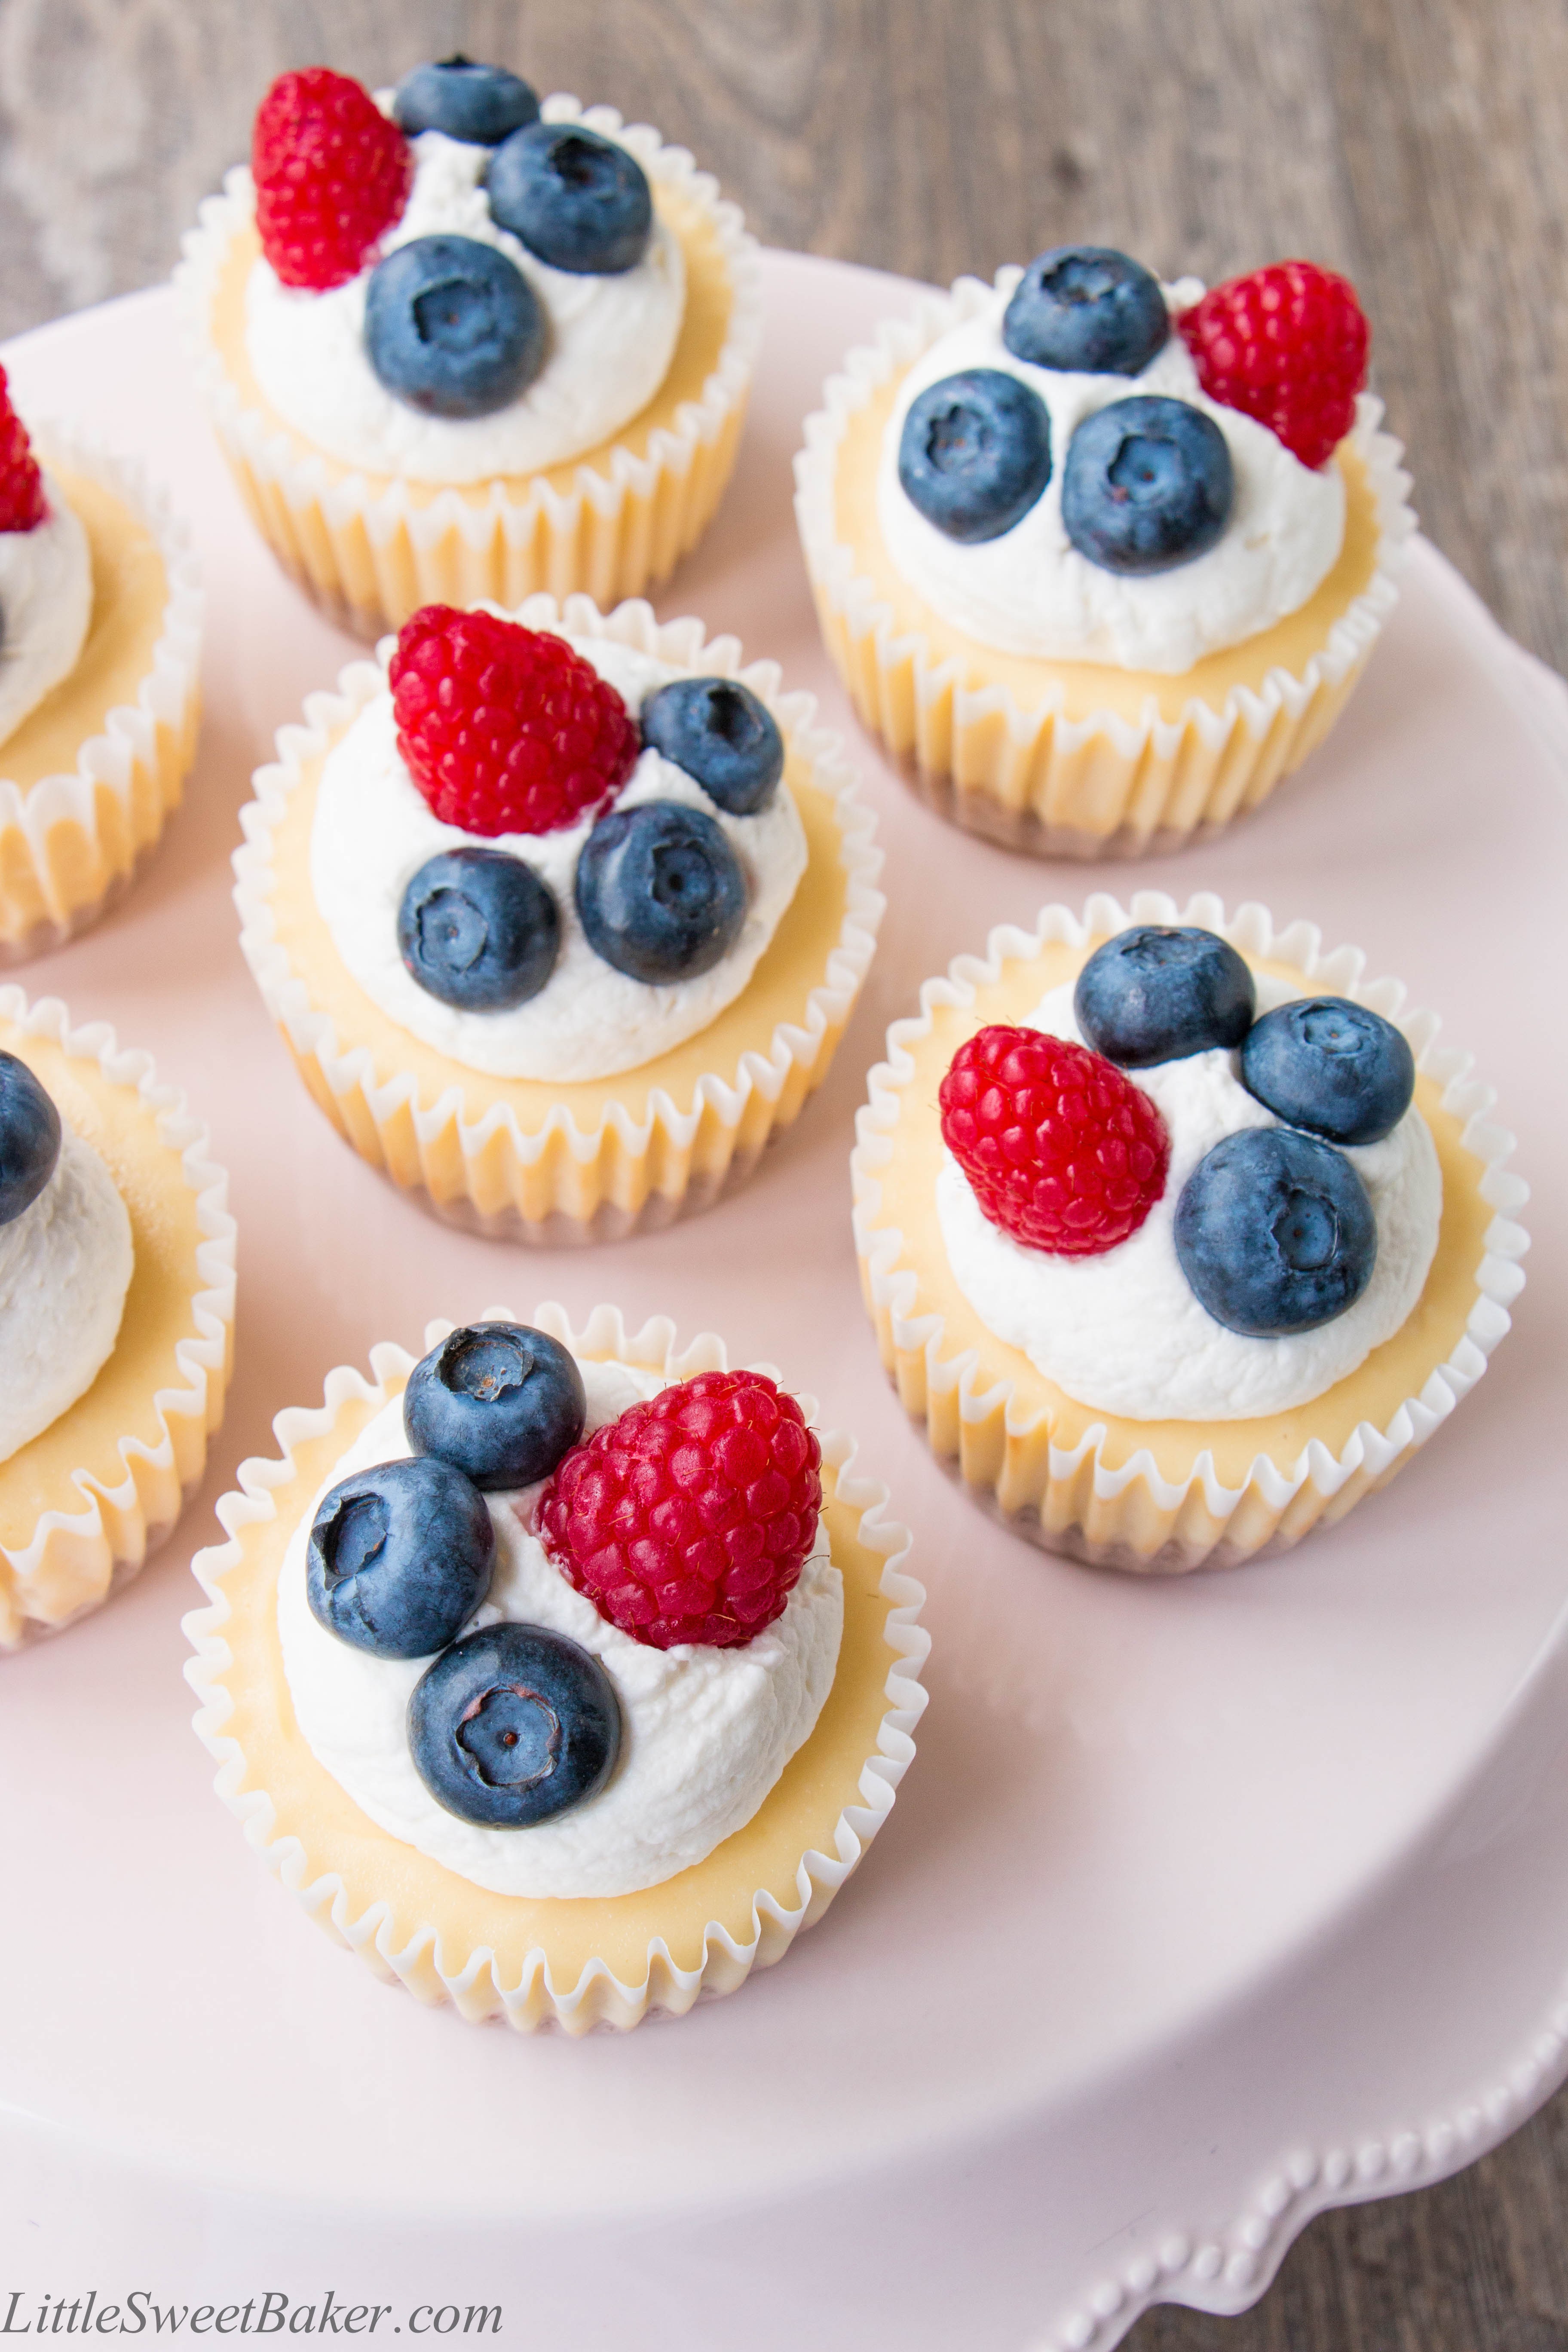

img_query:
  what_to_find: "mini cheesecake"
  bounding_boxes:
[0,991,234,1646]
[185,1305,927,2030]
[852,895,1525,1571]
[796,249,1413,857]
[179,62,762,639]
[235,597,882,1241]
[0,377,201,959]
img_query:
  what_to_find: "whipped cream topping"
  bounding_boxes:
[0,1123,132,1464]
[0,478,92,755]
[278,1357,844,1900]
[244,125,686,484]
[937,973,1442,1421]
[311,632,808,1083]
[877,274,1346,673]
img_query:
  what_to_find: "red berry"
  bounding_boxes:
[539,1370,824,1651]
[1178,262,1369,472]
[252,67,411,292]
[0,365,44,534]
[940,1023,1170,1257]
[389,605,641,837]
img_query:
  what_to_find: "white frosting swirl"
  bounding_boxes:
[277,1358,843,1900]
[937,975,1441,1421]
[244,126,685,484]
[0,479,92,755]
[0,1122,133,1464]
[310,633,808,1083]
[877,274,1346,673]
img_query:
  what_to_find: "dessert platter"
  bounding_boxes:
[0,58,1565,2352]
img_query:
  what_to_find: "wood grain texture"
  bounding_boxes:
[0,1,1562,2340]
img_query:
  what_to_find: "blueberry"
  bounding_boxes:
[1174,1126,1378,1337]
[487,122,652,275]
[306,1456,494,1660]
[1062,395,1233,574]
[0,1051,60,1227]
[1074,926,1256,1068]
[1003,245,1170,376]
[398,848,558,1011]
[575,800,747,984]
[404,1322,586,1492]
[1242,998,1416,1147]
[364,234,544,419]
[639,677,784,816]
[393,56,540,145]
[897,369,1052,544]
[409,1622,621,1828]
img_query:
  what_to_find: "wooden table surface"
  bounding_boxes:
[1,2,1563,2343]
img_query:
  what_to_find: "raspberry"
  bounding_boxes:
[252,68,411,292]
[538,1370,824,1651]
[1178,262,1369,472]
[390,606,641,836]
[0,366,45,533]
[940,1023,1169,1256]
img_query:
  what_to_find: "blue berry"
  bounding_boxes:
[306,1457,494,1660]
[1242,998,1416,1147]
[408,1622,621,1827]
[1062,395,1233,574]
[364,234,544,418]
[393,57,540,145]
[575,800,747,984]
[1003,245,1169,376]
[487,122,652,275]
[639,678,784,817]
[404,1322,586,1492]
[897,368,1052,543]
[1074,926,1256,1068]
[1174,1126,1378,1337]
[0,1051,60,1227]
[398,848,558,1011]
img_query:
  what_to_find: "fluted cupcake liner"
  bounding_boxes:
[234,594,884,1242]
[0,423,202,959]
[177,98,763,641]
[0,988,236,1646]
[852,891,1528,1572]
[795,270,1416,858]
[184,1301,928,2032]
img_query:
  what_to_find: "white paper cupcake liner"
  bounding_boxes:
[233,593,885,1241]
[852,891,1528,1571]
[176,98,763,640]
[184,1300,928,2032]
[0,987,236,1646]
[0,422,202,959]
[795,270,1417,857]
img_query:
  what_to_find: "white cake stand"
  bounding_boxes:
[0,256,1563,2351]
